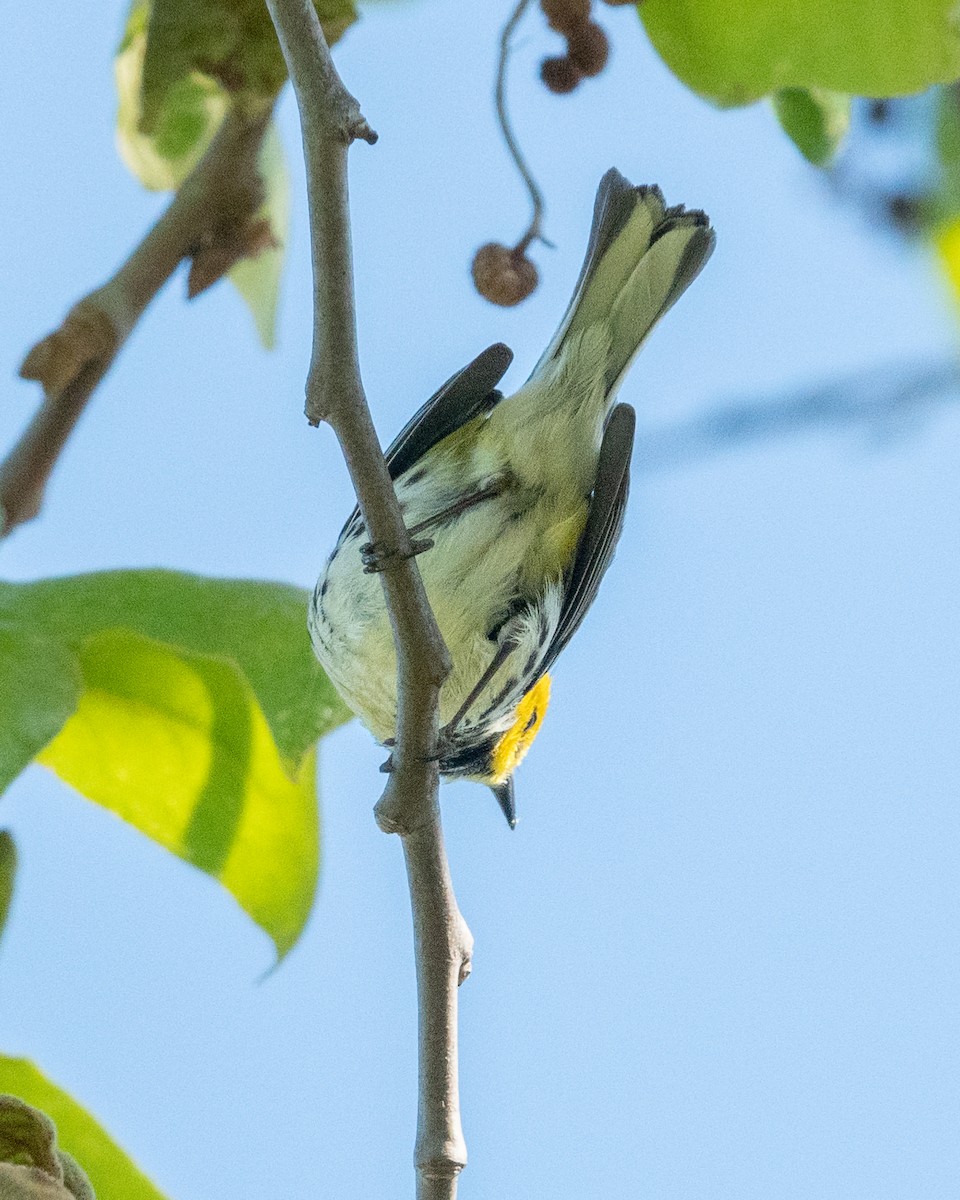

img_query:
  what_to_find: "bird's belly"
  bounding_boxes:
[310,491,570,742]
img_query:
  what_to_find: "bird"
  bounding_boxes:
[309,168,715,828]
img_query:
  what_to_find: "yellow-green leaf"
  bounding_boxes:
[772,88,850,166]
[38,630,319,958]
[0,1059,166,1200]
[115,0,356,190]
[641,0,960,107]
[228,122,290,347]
[0,571,349,777]
[115,0,228,192]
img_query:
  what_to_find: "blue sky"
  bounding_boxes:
[2,2,960,1198]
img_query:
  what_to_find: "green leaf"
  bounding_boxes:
[772,88,850,165]
[640,0,960,106]
[0,570,352,956]
[37,630,319,958]
[0,1059,167,1200]
[936,86,960,219]
[116,0,356,187]
[0,624,82,795]
[228,122,290,347]
[115,1,228,192]
[0,571,349,775]
[0,833,16,948]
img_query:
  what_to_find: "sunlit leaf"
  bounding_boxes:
[0,1058,167,1200]
[773,88,850,166]
[0,571,351,955]
[640,0,960,107]
[140,0,355,135]
[934,216,960,301]
[115,0,355,187]
[0,571,349,775]
[114,0,354,340]
[115,0,228,192]
[228,122,290,347]
[38,630,319,957]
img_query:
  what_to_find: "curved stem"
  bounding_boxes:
[496,0,548,252]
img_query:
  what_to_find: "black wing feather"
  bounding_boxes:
[385,342,513,478]
[338,342,513,539]
[539,403,636,674]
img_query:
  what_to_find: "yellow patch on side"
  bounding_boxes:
[489,675,552,785]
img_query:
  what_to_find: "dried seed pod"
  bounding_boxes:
[568,20,610,77]
[540,54,583,94]
[540,0,591,34]
[472,243,539,307]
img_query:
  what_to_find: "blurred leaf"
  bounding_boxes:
[0,570,351,956]
[773,88,850,165]
[116,0,355,176]
[0,625,81,795]
[228,122,290,347]
[140,0,355,134]
[115,0,228,192]
[37,630,319,958]
[934,216,960,301]
[115,0,353,339]
[935,86,960,220]
[0,1059,166,1200]
[0,833,16,948]
[0,570,349,774]
[640,0,960,106]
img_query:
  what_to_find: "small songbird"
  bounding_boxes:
[309,169,714,827]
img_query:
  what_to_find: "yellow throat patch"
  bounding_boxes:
[489,674,552,784]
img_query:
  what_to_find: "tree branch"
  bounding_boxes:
[262,1,471,1195]
[1,105,272,537]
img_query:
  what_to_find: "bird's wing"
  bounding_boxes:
[337,343,513,540]
[383,342,514,478]
[539,402,636,674]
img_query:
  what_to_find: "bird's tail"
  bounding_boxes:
[530,169,715,397]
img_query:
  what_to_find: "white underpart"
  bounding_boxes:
[309,327,612,744]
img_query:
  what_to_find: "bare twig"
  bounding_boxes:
[1,106,272,537]
[262,1,472,1194]
[496,0,548,253]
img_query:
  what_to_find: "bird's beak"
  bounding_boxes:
[491,779,517,829]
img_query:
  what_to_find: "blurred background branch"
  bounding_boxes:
[637,358,960,470]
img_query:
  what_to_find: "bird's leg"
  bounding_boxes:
[405,479,504,539]
[440,635,519,743]
[360,479,504,572]
[362,477,506,571]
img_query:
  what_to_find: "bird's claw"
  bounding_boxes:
[361,536,434,574]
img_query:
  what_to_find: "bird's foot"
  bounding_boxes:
[360,536,434,574]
